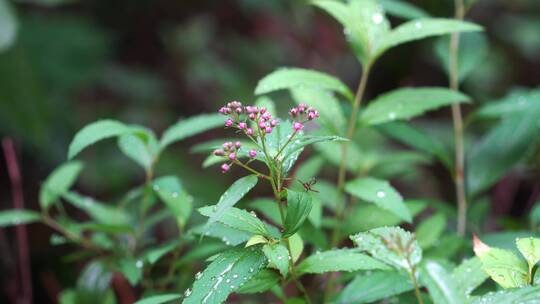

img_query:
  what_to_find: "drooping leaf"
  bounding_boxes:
[473,236,529,289]
[68,120,130,159]
[0,0,17,52]
[297,249,389,275]
[291,87,346,135]
[134,294,182,304]
[336,271,413,304]
[416,213,447,249]
[236,269,280,294]
[516,237,540,270]
[283,190,312,238]
[360,87,470,125]
[263,243,290,277]
[183,247,267,304]
[118,128,159,171]
[345,177,412,223]
[159,113,224,149]
[351,226,422,272]
[199,206,270,237]
[470,285,540,304]
[40,161,84,210]
[255,67,353,101]
[379,0,429,20]
[62,191,131,227]
[0,209,41,227]
[374,18,483,61]
[76,261,113,304]
[452,257,489,296]
[420,260,467,304]
[153,176,192,228]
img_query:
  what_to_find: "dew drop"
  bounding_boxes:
[184,288,192,297]
[172,192,178,198]
[250,211,257,217]
[249,267,254,273]
[388,112,396,120]
[226,279,231,283]
[233,274,238,279]
[376,191,386,198]
[195,271,203,280]
[230,285,235,289]
[372,13,384,24]
[415,21,423,29]
[277,255,283,260]
[135,260,144,268]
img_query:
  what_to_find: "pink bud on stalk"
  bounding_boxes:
[213,149,225,156]
[258,121,266,129]
[249,149,257,158]
[235,141,241,148]
[270,119,278,127]
[225,119,233,127]
[246,128,254,135]
[265,126,273,134]
[238,122,246,129]
[293,122,303,131]
[229,153,236,160]
[221,163,230,173]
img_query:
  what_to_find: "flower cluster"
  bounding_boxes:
[289,103,320,131]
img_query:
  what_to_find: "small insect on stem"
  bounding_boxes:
[299,177,319,193]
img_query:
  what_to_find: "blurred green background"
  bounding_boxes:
[0,0,539,302]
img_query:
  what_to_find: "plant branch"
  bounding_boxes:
[409,266,424,304]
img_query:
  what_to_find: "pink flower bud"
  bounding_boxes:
[261,112,271,120]
[221,163,230,173]
[249,149,257,158]
[260,107,267,114]
[248,113,257,120]
[246,128,254,135]
[289,108,298,117]
[238,122,246,129]
[229,153,236,160]
[270,119,278,127]
[265,126,273,133]
[235,107,243,114]
[213,149,225,156]
[293,122,303,131]
[225,119,233,127]
[258,121,266,129]
[307,112,315,120]
[235,141,241,148]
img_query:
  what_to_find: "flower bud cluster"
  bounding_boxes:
[219,101,279,136]
[289,103,320,132]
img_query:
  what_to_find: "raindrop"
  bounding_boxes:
[230,285,235,289]
[226,279,231,283]
[250,211,257,217]
[136,260,144,268]
[388,112,396,120]
[415,21,423,29]
[372,13,384,24]
[233,274,238,279]
[184,288,192,297]
[376,191,386,198]
[172,192,178,198]
[277,255,283,260]
[249,267,254,273]
[195,271,203,280]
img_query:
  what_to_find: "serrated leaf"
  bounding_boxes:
[118,128,159,171]
[379,0,429,20]
[62,191,131,227]
[416,213,447,249]
[0,0,17,52]
[452,257,489,295]
[245,235,268,247]
[159,113,224,149]
[360,87,470,125]
[297,249,390,275]
[345,177,412,223]
[183,247,267,304]
[291,87,346,135]
[470,285,540,304]
[68,120,130,159]
[192,223,252,246]
[516,237,540,270]
[374,18,483,61]
[283,190,312,238]
[199,206,270,237]
[474,88,540,119]
[263,243,290,277]
[473,236,529,289]
[135,294,182,304]
[236,269,280,294]
[0,209,41,227]
[351,226,422,272]
[289,233,304,263]
[40,161,84,211]
[255,67,353,101]
[420,260,466,304]
[153,176,192,228]
[336,271,413,304]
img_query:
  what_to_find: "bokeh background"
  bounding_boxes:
[0,0,539,302]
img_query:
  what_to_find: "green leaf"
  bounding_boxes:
[351,226,422,272]
[516,237,540,270]
[297,249,390,275]
[76,261,113,304]
[336,271,413,304]
[135,294,182,304]
[416,213,446,249]
[245,235,269,247]
[474,88,540,119]
[377,122,451,169]
[291,87,346,135]
[255,67,353,101]
[452,257,489,295]
[192,223,252,246]
[236,269,280,294]
[473,236,529,289]
[470,285,540,304]
[183,247,267,304]
[0,209,41,227]
[62,192,131,227]
[263,243,290,277]
[143,240,181,265]
[379,0,429,20]
[250,198,282,225]
[282,135,348,162]
[204,175,258,230]
[159,113,224,149]
[153,176,192,228]
[360,88,470,125]
[374,18,483,61]
[0,0,17,52]
[68,120,130,159]
[420,260,466,304]
[283,190,312,238]
[199,206,270,237]
[345,177,412,223]
[289,233,304,263]
[118,128,159,171]
[118,258,143,286]
[40,161,84,210]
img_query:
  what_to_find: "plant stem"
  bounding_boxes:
[274,130,299,160]
[409,266,424,304]
[450,0,467,237]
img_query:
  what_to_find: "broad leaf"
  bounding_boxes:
[470,285,540,304]
[283,190,312,238]
[297,249,389,275]
[360,87,470,125]
[291,87,346,135]
[192,223,252,246]
[336,271,413,304]
[420,260,466,304]
[76,261,113,304]
[452,257,488,295]
[135,294,182,304]
[153,176,192,228]
[68,120,130,159]
[62,192,131,227]
[345,177,412,223]
[0,209,41,227]
[263,243,289,277]
[160,113,224,149]
[40,161,84,210]
[473,236,529,289]
[379,0,429,20]
[289,233,304,263]
[143,240,180,265]
[255,67,353,101]
[474,88,540,119]
[183,247,267,304]
[118,128,159,171]
[351,226,422,272]
[416,213,446,249]
[199,206,270,237]
[516,237,540,270]
[236,269,280,294]
[118,257,143,286]
[0,0,17,52]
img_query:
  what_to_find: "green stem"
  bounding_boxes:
[409,266,424,304]
[274,130,299,160]
[450,0,468,237]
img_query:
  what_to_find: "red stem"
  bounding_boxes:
[3,138,33,304]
